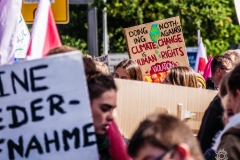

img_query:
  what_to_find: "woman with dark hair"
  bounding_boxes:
[114,59,143,81]
[87,73,132,160]
[162,66,198,88]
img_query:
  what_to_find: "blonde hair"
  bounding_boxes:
[196,73,206,89]
[115,59,143,81]
[95,61,110,75]
[167,66,198,88]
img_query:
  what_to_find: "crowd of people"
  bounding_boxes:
[32,46,240,159]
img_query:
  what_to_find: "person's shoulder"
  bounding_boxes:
[207,95,223,112]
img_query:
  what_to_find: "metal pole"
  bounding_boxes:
[103,0,108,55]
[88,7,98,57]
[197,29,201,45]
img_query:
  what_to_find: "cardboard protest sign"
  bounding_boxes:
[114,79,217,139]
[124,16,189,76]
[0,51,98,160]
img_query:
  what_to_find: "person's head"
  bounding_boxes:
[46,45,77,56]
[114,59,143,81]
[227,63,240,114]
[211,55,232,88]
[87,74,117,134]
[219,73,233,125]
[162,66,198,88]
[195,73,206,89]
[95,61,110,75]
[223,50,240,66]
[82,56,97,80]
[128,113,204,160]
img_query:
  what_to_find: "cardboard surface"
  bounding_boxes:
[114,79,217,139]
[0,52,98,160]
[124,16,189,76]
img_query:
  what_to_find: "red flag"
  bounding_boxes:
[203,55,213,80]
[194,39,207,75]
[27,0,61,60]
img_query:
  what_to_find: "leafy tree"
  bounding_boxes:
[58,0,240,56]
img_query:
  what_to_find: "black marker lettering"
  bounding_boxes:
[8,136,23,159]
[7,106,28,129]
[44,131,60,153]
[25,135,43,158]
[62,128,80,151]
[11,69,29,94]
[47,94,66,116]
[31,98,44,122]
[30,65,48,92]
[83,123,96,147]
[0,71,10,97]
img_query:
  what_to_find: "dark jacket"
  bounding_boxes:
[197,95,224,153]
[217,125,240,160]
[96,134,111,160]
[206,77,216,90]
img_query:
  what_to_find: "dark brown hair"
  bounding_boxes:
[128,113,203,160]
[87,74,117,102]
[115,59,143,81]
[46,45,77,56]
[227,63,240,97]
[167,66,198,88]
[211,55,232,74]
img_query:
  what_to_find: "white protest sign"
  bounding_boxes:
[14,14,30,58]
[95,54,109,66]
[108,53,129,73]
[234,0,240,25]
[0,51,98,160]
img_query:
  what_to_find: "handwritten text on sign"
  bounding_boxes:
[0,52,98,160]
[124,16,189,76]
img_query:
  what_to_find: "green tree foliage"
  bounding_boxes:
[58,0,240,56]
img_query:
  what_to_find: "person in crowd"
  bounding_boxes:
[212,63,240,159]
[128,113,204,160]
[87,74,117,159]
[235,49,240,55]
[203,73,232,160]
[197,55,233,153]
[162,66,198,88]
[47,46,131,160]
[47,45,77,56]
[95,61,110,75]
[219,73,234,126]
[223,50,240,66]
[206,55,233,90]
[195,73,206,89]
[114,59,143,81]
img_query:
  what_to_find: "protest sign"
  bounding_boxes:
[235,0,240,25]
[14,14,30,59]
[0,51,98,160]
[124,16,189,76]
[114,79,217,139]
[108,53,129,73]
[95,54,109,67]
